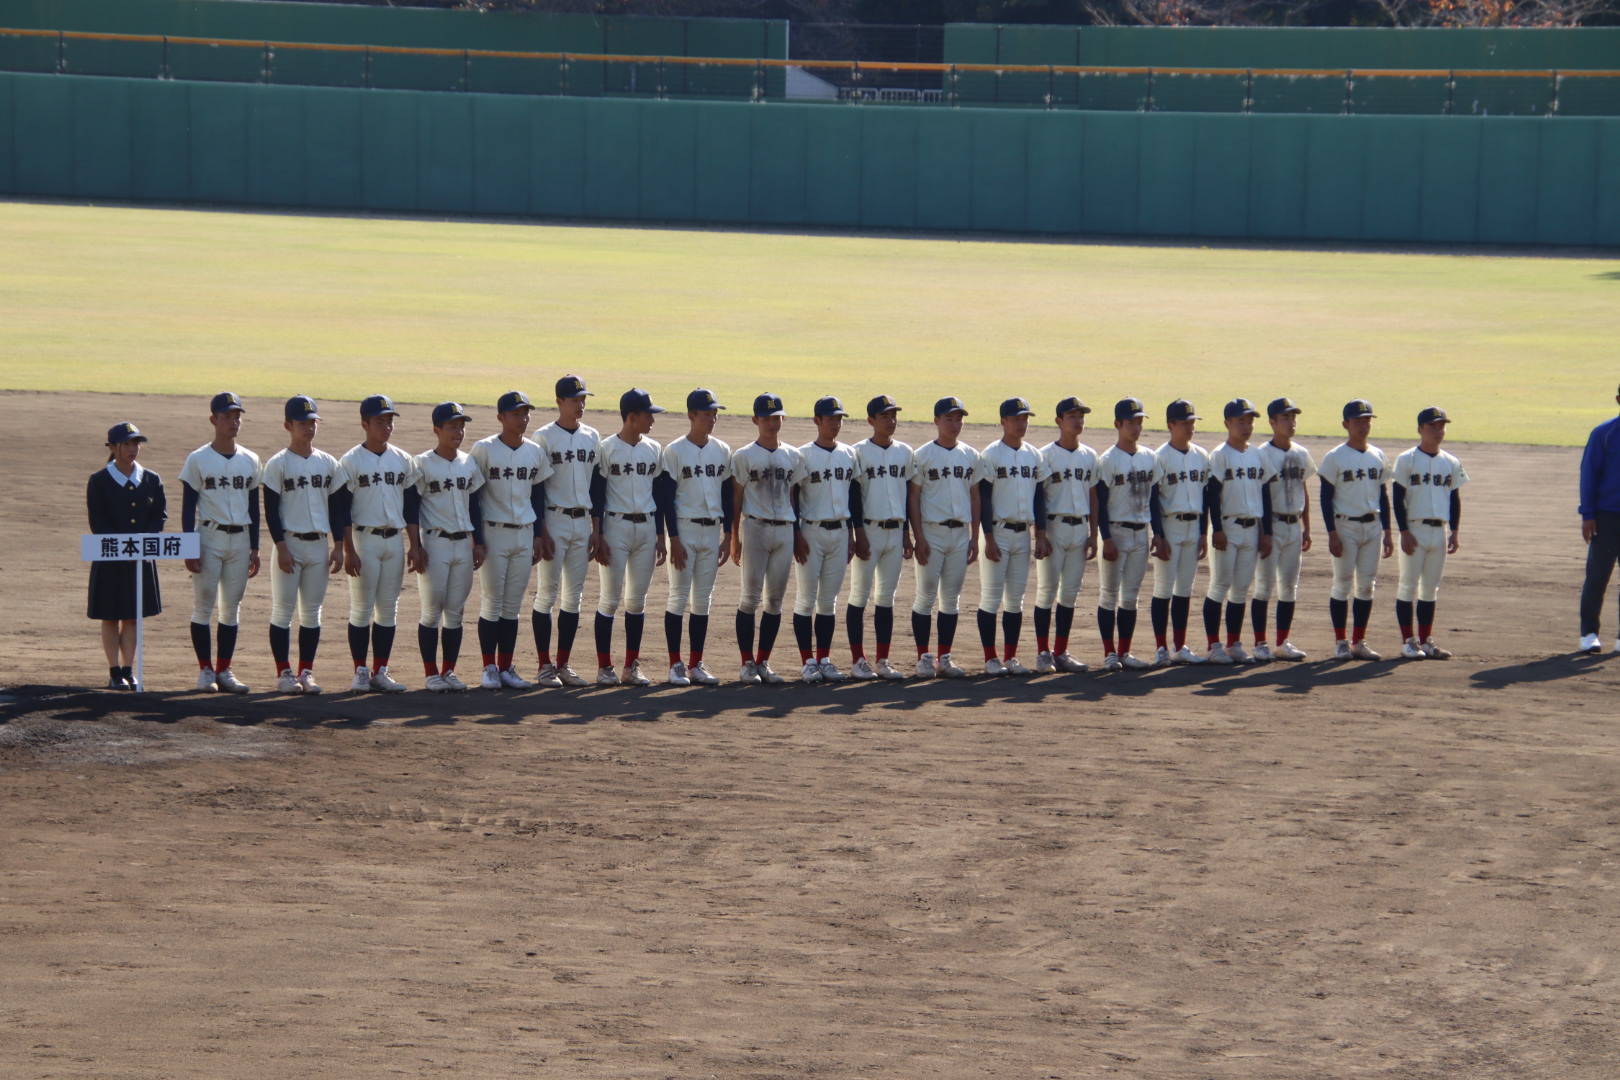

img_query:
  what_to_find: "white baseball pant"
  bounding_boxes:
[419,529,475,629]
[666,520,724,617]
[912,521,971,617]
[270,533,330,630]
[1330,516,1383,602]
[1206,519,1262,605]
[1097,524,1150,611]
[1254,517,1305,603]
[738,518,793,615]
[597,513,657,617]
[794,523,850,617]
[478,524,533,622]
[1396,521,1449,603]
[534,510,593,615]
[849,523,906,609]
[192,524,252,625]
[1151,514,1203,600]
[1035,517,1089,609]
[979,523,1032,614]
[348,528,405,628]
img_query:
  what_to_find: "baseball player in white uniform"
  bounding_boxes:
[261,395,343,694]
[1034,397,1098,675]
[1094,398,1156,671]
[847,394,913,680]
[1149,399,1210,666]
[731,393,803,685]
[590,389,667,686]
[180,391,262,693]
[909,396,982,679]
[413,402,486,692]
[1252,397,1317,662]
[792,396,862,684]
[469,390,552,690]
[1393,406,1468,660]
[1319,399,1394,660]
[658,388,733,687]
[532,375,601,688]
[332,394,423,692]
[1201,399,1277,665]
[976,397,1047,676]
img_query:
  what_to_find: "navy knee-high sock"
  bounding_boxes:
[814,614,835,656]
[1002,611,1022,655]
[371,623,396,667]
[191,621,213,668]
[873,605,894,650]
[1276,600,1296,638]
[846,604,865,654]
[594,612,614,664]
[1224,601,1244,641]
[498,617,520,660]
[1395,598,1415,639]
[937,612,959,654]
[441,627,463,671]
[689,614,709,658]
[1116,608,1137,652]
[1329,597,1349,635]
[1170,594,1191,636]
[1150,596,1170,639]
[624,612,645,659]
[269,624,292,671]
[1097,607,1117,654]
[1416,599,1436,639]
[976,609,997,652]
[1033,605,1052,650]
[216,623,238,666]
[477,618,499,665]
[758,612,781,658]
[1251,599,1268,640]
[1055,604,1075,648]
[793,612,814,658]
[418,624,437,666]
[736,610,756,661]
[1203,598,1222,643]
[297,625,320,670]
[665,612,683,659]
[557,610,580,658]
[1351,597,1373,636]
[533,610,551,660]
[348,622,369,666]
[912,610,931,653]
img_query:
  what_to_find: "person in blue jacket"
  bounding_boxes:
[1579,384,1620,653]
[88,422,166,690]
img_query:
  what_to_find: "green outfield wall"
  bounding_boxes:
[1,71,1614,246]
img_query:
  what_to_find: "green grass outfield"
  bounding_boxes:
[2,201,1614,445]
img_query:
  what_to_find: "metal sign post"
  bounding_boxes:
[80,532,199,692]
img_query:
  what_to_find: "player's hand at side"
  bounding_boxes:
[328,546,345,574]
[1034,533,1051,560]
[472,543,486,571]
[982,534,1002,563]
[587,531,605,564]
[655,534,667,567]
[1447,531,1460,555]
[903,534,915,561]
[407,544,426,575]
[275,543,295,575]
[1327,531,1343,558]
[965,536,978,566]
[344,546,363,577]
[184,558,201,574]
[1196,535,1207,560]
[793,532,809,565]
[669,536,688,571]
[853,530,871,562]
[1300,529,1312,553]
[1258,535,1273,559]
[531,538,545,566]
[538,533,556,561]
[1211,530,1229,552]
[718,532,733,567]
[730,531,743,565]
[1150,536,1169,561]
[1583,520,1597,544]
[913,534,931,566]
[1381,530,1395,559]
[247,550,261,579]
[1400,530,1417,556]
[1085,534,1098,561]
[1101,538,1118,562]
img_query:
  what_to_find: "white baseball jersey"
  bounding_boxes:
[1393,447,1469,520]
[911,441,982,524]
[1319,443,1389,519]
[796,440,860,521]
[1258,440,1319,516]
[660,434,733,521]
[469,434,552,527]
[597,434,661,515]
[414,448,485,533]
[179,443,262,524]
[979,439,1045,524]
[1153,442,1211,516]
[1095,445,1156,525]
[1039,441,1099,517]
[261,447,339,534]
[733,442,802,521]
[1207,443,1276,520]
[853,438,913,522]
[335,443,421,529]
[533,420,600,511]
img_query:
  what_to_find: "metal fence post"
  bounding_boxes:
[657,57,666,100]
[57,29,65,74]
[948,63,957,108]
[262,42,271,84]
[851,60,861,104]
[1551,71,1561,116]
[364,45,372,89]
[559,53,569,97]
[1446,70,1455,116]
[1344,69,1354,115]
[1244,68,1253,114]
[1046,65,1055,110]
[463,49,470,93]
[1145,68,1154,112]
[753,59,763,103]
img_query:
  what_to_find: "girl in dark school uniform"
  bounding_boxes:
[88,422,167,690]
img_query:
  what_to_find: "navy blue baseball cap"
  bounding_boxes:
[867,394,902,416]
[1343,399,1376,420]
[1417,406,1450,426]
[555,374,592,399]
[497,390,533,413]
[753,393,786,418]
[1267,397,1302,418]
[934,396,969,417]
[1054,396,1091,417]
[620,388,664,414]
[284,395,321,422]
[210,391,244,414]
[814,396,849,418]
[686,388,724,412]
[1000,397,1035,419]
[106,421,147,445]
[1224,398,1261,420]
[1166,399,1199,423]
[432,401,471,425]
[360,394,399,419]
[1114,397,1148,421]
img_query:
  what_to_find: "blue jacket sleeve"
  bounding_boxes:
[653,473,677,538]
[589,470,607,519]
[1392,482,1410,531]
[403,486,421,528]
[530,482,546,538]
[1320,478,1336,532]
[182,482,198,533]
[1580,423,1606,520]
[329,489,351,537]
[1094,479,1111,540]
[1205,477,1224,529]
[263,487,285,545]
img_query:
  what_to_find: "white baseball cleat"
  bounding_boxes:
[480,664,502,690]
[1172,645,1206,665]
[1103,652,1123,672]
[557,665,589,687]
[370,666,407,693]
[1003,656,1032,676]
[757,661,786,684]
[1422,638,1453,660]
[875,657,907,680]
[351,666,373,692]
[1120,652,1151,670]
[1274,641,1308,661]
[276,670,302,694]
[689,661,720,685]
[1226,643,1254,665]
[668,661,691,687]
[596,665,621,686]
[197,668,218,692]
[1333,640,1354,662]
[848,657,878,680]
[818,658,848,682]
[1206,643,1234,665]
[535,663,564,689]
[1035,650,1057,674]
[1251,643,1275,664]
[983,656,1009,677]
[938,654,966,678]
[623,660,651,686]
[425,673,452,692]
[800,661,825,684]
[1351,641,1382,661]
[739,660,763,685]
[213,668,249,694]
[1580,632,1602,654]
[1153,646,1171,667]
[297,669,323,695]
[441,671,469,692]
[1055,652,1089,673]
[1401,638,1427,660]
[914,653,937,679]
[498,667,531,690]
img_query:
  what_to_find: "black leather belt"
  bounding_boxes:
[1115,521,1146,530]
[288,531,325,541]
[1272,513,1300,524]
[872,519,904,529]
[1226,516,1259,528]
[685,517,719,527]
[1417,518,1445,527]
[1055,515,1088,526]
[429,529,470,540]
[1170,512,1200,522]
[936,519,966,529]
[203,521,245,534]
[812,519,847,530]
[549,506,588,518]
[749,516,790,527]
[359,526,400,537]
[1337,513,1376,523]
[488,521,525,529]
[609,512,649,523]
[997,521,1029,532]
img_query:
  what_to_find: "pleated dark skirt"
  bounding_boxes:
[88,560,162,620]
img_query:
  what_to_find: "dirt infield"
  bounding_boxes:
[3,390,1618,1078]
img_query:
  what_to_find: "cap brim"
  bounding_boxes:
[756,410,787,418]
[1269,408,1301,417]
[109,435,148,444]
[561,391,593,399]
[821,410,849,418]
[871,406,901,415]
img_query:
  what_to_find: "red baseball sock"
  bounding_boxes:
[496,652,512,671]
[983,645,997,661]
[1154,632,1167,648]
[1102,637,1116,656]
[1054,636,1069,656]
[1002,643,1016,661]
[596,652,611,668]
[423,661,438,677]
[481,651,496,668]
[1118,638,1132,656]
[537,650,552,666]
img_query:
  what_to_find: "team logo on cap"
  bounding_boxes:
[1223,398,1261,420]
[497,390,533,413]
[753,393,787,418]
[814,396,849,418]
[934,396,969,417]
[867,394,901,416]
[1342,399,1376,420]
[432,401,471,425]
[1166,399,1199,423]
[555,375,592,399]
[106,422,147,445]
[360,394,399,418]
[1114,397,1148,421]
[686,388,724,412]
[1054,396,1091,418]
[1417,406,1450,426]
[1267,397,1302,418]
[210,391,244,414]
[285,395,321,421]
